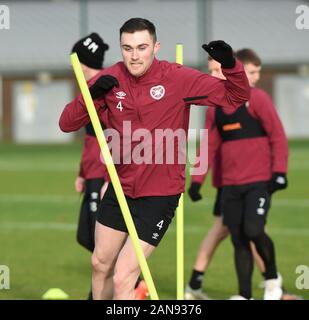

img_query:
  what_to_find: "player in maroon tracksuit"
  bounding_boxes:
[76,123,109,250]
[71,33,109,299]
[59,18,250,300]
[188,49,289,300]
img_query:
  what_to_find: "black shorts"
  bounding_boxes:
[77,178,105,252]
[213,188,222,217]
[97,184,181,246]
[221,182,271,233]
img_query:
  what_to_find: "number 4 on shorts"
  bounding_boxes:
[156,220,164,230]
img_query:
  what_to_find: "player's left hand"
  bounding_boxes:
[268,172,288,194]
[202,40,235,68]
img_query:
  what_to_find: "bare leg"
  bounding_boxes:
[194,216,230,272]
[91,222,128,300]
[250,242,265,273]
[113,238,156,300]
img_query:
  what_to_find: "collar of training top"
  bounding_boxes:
[124,58,162,85]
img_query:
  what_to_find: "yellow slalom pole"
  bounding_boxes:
[70,53,159,300]
[176,43,184,300]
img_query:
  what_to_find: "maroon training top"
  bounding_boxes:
[60,58,250,198]
[192,87,288,187]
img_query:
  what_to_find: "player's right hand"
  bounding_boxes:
[188,182,202,202]
[75,176,85,193]
[89,75,119,99]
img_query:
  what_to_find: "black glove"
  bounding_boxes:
[202,40,235,68]
[268,172,288,194]
[188,182,202,202]
[89,75,119,99]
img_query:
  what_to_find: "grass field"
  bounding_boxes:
[0,141,308,300]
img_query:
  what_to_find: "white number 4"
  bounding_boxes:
[156,220,164,230]
[116,101,123,112]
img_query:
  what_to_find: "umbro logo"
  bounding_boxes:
[152,233,159,240]
[116,91,126,99]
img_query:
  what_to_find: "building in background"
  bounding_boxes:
[1,0,309,142]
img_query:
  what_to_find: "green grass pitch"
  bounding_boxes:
[0,141,308,300]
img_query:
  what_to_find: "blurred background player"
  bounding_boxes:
[186,48,290,300]
[71,32,109,299]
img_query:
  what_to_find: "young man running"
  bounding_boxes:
[59,18,250,300]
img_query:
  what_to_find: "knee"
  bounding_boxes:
[212,219,229,241]
[231,233,242,247]
[230,228,247,248]
[244,224,264,241]
[91,250,112,275]
[218,225,229,240]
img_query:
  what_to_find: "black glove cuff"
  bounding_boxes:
[190,182,202,193]
[221,57,236,69]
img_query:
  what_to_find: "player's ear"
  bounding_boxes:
[154,41,160,54]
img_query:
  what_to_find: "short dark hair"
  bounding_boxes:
[235,48,262,66]
[120,18,157,42]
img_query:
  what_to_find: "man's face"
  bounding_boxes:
[243,63,261,87]
[208,59,226,80]
[120,30,160,77]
